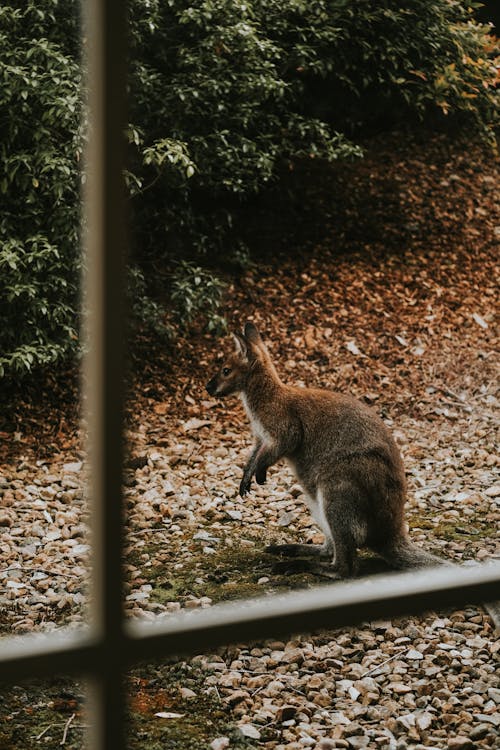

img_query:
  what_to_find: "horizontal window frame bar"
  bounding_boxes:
[126,563,500,661]
[1,562,498,683]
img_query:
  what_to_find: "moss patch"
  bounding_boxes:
[408,509,497,556]
[0,665,257,750]
[0,679,85,750]
[128,526,405,614]
[127,662,256,750]
[134,535,320,606]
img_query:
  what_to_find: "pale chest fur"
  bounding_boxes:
[240,394,274,445]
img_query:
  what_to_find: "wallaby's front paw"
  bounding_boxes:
[255,466,267,485]
[239,476,252,497]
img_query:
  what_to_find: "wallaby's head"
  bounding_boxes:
[206,322,271,398]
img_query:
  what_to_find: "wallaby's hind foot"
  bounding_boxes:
[265,543,330,559]
[323,551,358,580]
[324,490,360,578]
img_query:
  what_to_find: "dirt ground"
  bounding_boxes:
[0,131,499,749]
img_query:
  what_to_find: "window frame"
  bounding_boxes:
[1,3,499,748]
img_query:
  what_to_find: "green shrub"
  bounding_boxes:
[128,0,498,267]
[170,261,227,333]
[128,266,172,340]
[1,0,497,378]
[127,0,362,263]
[270,0,499,137]
[0,1,82,378]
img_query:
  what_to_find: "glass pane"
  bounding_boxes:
[2,3,499,750]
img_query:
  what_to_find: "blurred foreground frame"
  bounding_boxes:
[0,2,499,750]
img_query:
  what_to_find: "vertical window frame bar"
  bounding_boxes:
[83,0,127,748]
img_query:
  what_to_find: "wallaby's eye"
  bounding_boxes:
[222,367,231,377]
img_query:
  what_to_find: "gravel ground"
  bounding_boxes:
[1,395,499,749]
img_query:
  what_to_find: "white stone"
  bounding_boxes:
[238,723,261,740]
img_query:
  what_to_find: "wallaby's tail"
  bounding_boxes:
[379,538,449,570]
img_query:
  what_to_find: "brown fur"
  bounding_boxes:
[206,322,447,578]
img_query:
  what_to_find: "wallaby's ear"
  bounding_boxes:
[232,332,248,360]
[244,321,262,346]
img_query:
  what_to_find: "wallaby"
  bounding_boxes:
[206,321,447,579]
[206,322,500,628]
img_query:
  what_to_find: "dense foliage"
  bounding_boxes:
[1,0,498,378]
[127,0,362,267]
[0,2,82,377]
[128,0,498,265]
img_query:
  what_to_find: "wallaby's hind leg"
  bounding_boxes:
[265,486,337,560]
[328,522,357,578]
[265,483,361,578]
[322,483,366,578]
